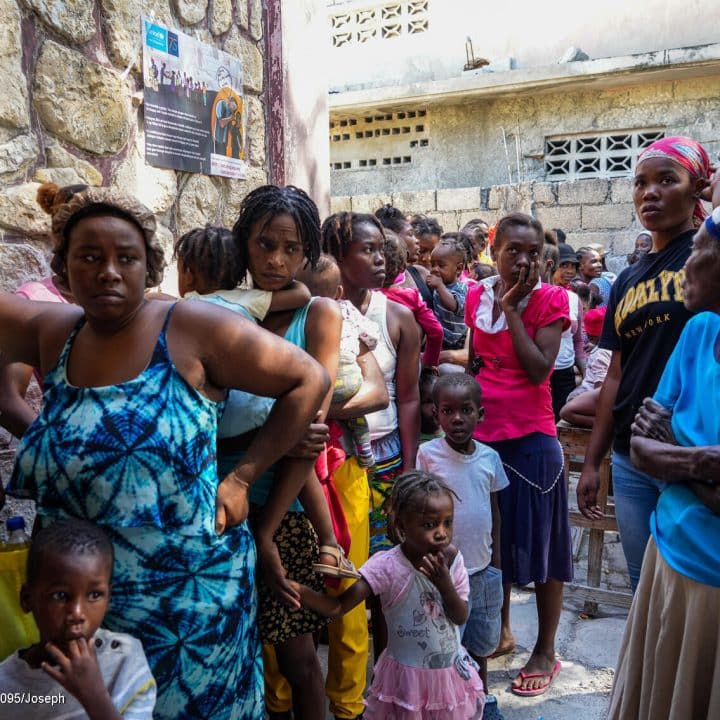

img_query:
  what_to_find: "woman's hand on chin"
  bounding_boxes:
[215,470,250,533]
[500,261,539,313]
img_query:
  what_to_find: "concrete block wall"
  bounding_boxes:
[332,176,661,274]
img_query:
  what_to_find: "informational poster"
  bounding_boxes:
[142,17,246,179]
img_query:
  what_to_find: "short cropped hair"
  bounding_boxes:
[27,519,114,586]
[431,372,482,407]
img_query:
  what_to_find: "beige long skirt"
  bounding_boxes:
[608,537,720,720]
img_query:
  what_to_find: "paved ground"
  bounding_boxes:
[3,448,632,720]
[319,583,628,719]
[318,508,633,720]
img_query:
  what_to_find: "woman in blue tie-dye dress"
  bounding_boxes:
[0,186,329,719]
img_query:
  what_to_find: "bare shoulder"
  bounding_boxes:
[307,296,342,324]
[170,297,255,337]
[385,295,415,327]
[385,297,419,349]
[36,304,85,372]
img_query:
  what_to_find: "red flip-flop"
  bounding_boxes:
[511,660,561,697]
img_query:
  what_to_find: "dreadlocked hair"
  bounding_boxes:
[375,203,409,233]
[321,211,386,263]
[390,470,459,526]
[27,519,114,586]
[440,231,473,265]
[232,185,322,280]
[174,225,241,290]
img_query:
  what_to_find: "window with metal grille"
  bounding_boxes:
[544,129,665,180]
[330,1,429,47]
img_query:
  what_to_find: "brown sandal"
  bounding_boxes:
[312,545,361,579]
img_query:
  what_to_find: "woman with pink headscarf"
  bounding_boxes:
[576,136,711,590]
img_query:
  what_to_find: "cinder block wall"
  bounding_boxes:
[332,176,653,275]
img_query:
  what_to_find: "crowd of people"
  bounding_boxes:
[0,133,718,720]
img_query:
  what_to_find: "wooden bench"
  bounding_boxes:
[557,420,633,613]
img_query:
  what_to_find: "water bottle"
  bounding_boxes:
[4,517,30,547]
[0,514,38,658]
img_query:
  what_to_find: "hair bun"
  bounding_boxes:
[37,182,61,215]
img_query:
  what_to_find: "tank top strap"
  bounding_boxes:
[149,302,179,366]
[47,315,86,384]
[407,265,432,307]
[284,298,314,350]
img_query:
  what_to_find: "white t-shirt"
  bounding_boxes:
[567,345,612,400]
[0,629,156,719]
[555,289,580,370]
[416,438,509,574]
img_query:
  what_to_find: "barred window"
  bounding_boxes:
[544,129,665,180]
[330,1,429,47]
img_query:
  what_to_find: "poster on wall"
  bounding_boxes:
[142,17,246,179]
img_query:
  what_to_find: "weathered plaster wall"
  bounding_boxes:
[329,75,720,196]
[328,0,718,92]
[0,0,268,296]
[277,0,331,216]
[331,175,706,276]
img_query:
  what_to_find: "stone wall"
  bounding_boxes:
[0,0,268,296]
[331,176,660,275]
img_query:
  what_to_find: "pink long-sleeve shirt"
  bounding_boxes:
[380,286,443,367]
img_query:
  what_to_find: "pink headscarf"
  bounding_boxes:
[636,135,711,228]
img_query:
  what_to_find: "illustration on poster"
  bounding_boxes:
[142,16,247,179]
[211,67,244,160]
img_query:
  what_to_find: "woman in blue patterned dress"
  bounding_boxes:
[0,187,329,719]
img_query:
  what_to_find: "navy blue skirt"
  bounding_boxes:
[487,432,573,585]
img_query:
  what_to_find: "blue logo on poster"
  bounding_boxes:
[168,31,179,57]
[145,21,167,52]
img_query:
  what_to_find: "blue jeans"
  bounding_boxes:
[460,565,503,658]
[612,451,665,591]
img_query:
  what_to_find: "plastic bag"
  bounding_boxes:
[0,545,39,660]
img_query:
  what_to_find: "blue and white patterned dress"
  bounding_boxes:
[10,305,263,720]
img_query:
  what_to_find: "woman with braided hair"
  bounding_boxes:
[288,470,486,719]
[1,186,329,718]
[322,212,420,683]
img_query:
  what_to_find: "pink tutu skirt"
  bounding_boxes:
[364,650,485,719]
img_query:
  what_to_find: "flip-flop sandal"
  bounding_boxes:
[312,545,361,579]
[510,660,561,697]
[488,643,516,659]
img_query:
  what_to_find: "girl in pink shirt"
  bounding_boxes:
[464,212,571,698]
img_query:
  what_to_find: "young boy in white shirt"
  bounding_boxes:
[416,373,508,719]
[0,519,156,719]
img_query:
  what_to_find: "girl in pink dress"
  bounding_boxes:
[291,471,485,719]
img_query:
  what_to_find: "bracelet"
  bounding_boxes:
[705,207,720,241]
[228,472,249,489]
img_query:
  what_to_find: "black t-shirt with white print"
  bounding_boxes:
[599,229,695,454]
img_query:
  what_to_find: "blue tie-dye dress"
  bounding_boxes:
[10,305,263,719]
